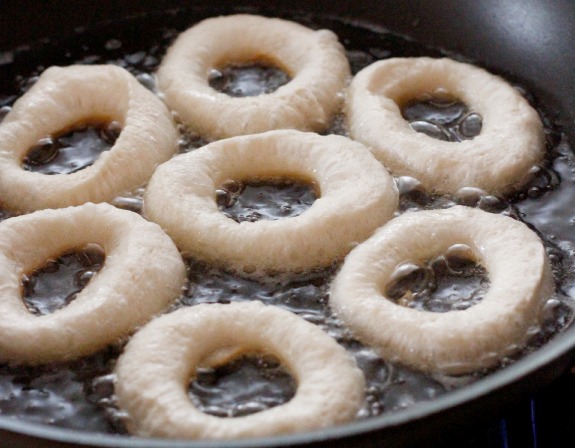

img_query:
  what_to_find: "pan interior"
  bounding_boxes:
[1,3,575,447]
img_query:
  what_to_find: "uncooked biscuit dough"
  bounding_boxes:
[346,57,545,195]
[0,203,186,364]
[144,130,398,273]
[115,301,365,439]
[0,64,178,213]
[157,14,350,139]
[330,206,554,374]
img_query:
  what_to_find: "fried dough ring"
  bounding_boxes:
[330,206,554,374]
[115,301,365,439]
[345,57,545,195]
[0,65,178,213]
[0,203,186,364]
[144,130,398,273]
[156,14,350,139]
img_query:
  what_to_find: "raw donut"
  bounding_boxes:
[144,130,398,273]
[156,14,350,139]
[345,57,545,195]
[0,64,178,213]
[330,206,554,374]
[115,301,365,439]
[0,203,186,364]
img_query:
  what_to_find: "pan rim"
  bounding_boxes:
[1,2,575,446]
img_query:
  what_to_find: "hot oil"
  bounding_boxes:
[22,246,105,315]
[385,247,488,313]
[23,121,120,175]
[208,63,291,97]
[0,7,574,435]
[216,178,317,222]
[402,98,482,142]
[189,355,297,417]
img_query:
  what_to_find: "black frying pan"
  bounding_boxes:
[1,0,575,447]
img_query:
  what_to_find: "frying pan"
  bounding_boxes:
[1,0,575,447]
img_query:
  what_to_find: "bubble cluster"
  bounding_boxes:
[22,122,121,175]
[189,355,296,418]
[216,178,317,223]
[385,244,488,313]
[402,97,482,142]
[22,246,105,315]
[208,64,291,97]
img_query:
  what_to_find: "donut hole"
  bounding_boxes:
[22,120,121,175]
[189,354,296,417]
[216,177,317,223]
[208,60,291,97]
[401,96,482,142]
[385,244,488,312]
[22,244,105,315]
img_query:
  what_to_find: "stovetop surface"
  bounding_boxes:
[448,369,575,448]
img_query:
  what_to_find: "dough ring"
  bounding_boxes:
[0,64,179,213]
[115,301,365,440]
[330,206,554,374]
[144,130,398,273]
[0,203,186,364]
[156,14,350,139]
[345,57,545,195]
